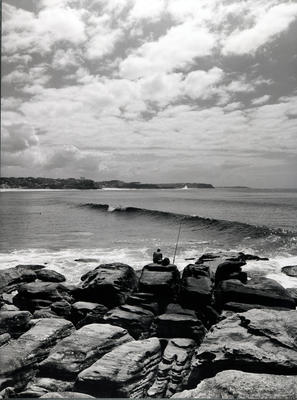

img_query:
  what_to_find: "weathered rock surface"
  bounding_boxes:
[287,288,297,305]
[0,265,45,294]
[0,333,11,347]
[73,263,138,308]
[188,309,297,385]
[224,301,291,312]
[39,323,133,380]
[35,269,66,283]
[33,309,59,319]
[40,392,95,399]
[13,282,74,313]
[71,302,107,327]
[182,263,211,279]
[215,277,295,310]
[139,264,180,304]
[173,370,297,399]
[148,338,195,397]
[20,377,74,398]
[0,310,32,338]
[50,300,72,318]
[282,265,297,277]
[155,308,206,343]
[126,293,159,314]
[0,318,74,391]
[104,304,154,339]
[76,338,161,398]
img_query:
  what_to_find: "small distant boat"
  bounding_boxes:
[182,185,188,190]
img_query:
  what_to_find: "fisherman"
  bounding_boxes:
[161,257,170,266]
[153,248,163,264]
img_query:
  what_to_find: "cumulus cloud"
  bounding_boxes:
[251,94,271,105]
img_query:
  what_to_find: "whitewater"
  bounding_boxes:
[0,188,296,287]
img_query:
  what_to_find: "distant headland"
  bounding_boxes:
[0,177,214,190]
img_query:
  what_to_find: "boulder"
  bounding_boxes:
[0,265,45,294]
[0,311,32,338]
[0,318,74,392]
[73,263,138,308]
[39,323,133,380]
[71,302,107,327]
[224,301,291,312]
[33,309,59,319]
[104,304,155,339]
[188,309,297,385]
[173,370,297,399]
[13,282,74,313]
[139,264,180,303]
[20,377,74,398]
[214,260,246,284]
[51,300,72,318]
[126,293,159,314]
[154,310,206,343]
[40,392,95,399]
[147,338,195,397]
[179,276,213,308]
[76,338,161,398]
[215,277,295,310]
[36,269,66,283]
[281,265,297,277]
[182,263,211,279]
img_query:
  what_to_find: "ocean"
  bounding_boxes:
[0,188,297,287]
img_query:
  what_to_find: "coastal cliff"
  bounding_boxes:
[0,252,296,399]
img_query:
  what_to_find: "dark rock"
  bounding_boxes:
[71,301,107,327]
[104,304,154,339]
[286,288,297,305]
[0,265,45,294]
[188,309,297,385]
[179,276,213,308]
[73,263,138,308]
[74,259,99,263]
[126,293,159,314]
[139,264,180,304]
[76,338,161,398]
[0,334,11,347]
[0,386,15,399]
[13,282,74,313]
[175,370,297,399]
[154,310,206,343]
[148,338,195,397]
[239,252,269,261]
[215,260,246,284]
[0,318,74,392]
[182,264,211,279]
[36,269,66,283]
[281,265,297,277]
[41,392,95,399]
[39,323,133,381]
[0,311,32,338]
[215,277,295,310]
[51,300,72,318]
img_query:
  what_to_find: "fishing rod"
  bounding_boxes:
[173,219,182,265]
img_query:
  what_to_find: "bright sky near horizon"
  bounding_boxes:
[2,0,297,187]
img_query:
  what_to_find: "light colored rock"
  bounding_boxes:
[76,338,161,398]
[188,309,297,385]
[39,323,133,380]
[0,318,74,391]
[148,338,195,397]
[40,392,95,399]
[173,370,297,399]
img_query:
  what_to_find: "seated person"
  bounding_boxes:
[153,248,163,264]
[161,257,170,266]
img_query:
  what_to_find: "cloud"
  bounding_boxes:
[183,67,224,99]
[222,3,297,55]
[252,94,271,105]
[119,21,217,78]
[2,120,39,153]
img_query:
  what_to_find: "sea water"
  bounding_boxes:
[0,188,296,286]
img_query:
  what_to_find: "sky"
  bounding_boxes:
[1,0,297,187]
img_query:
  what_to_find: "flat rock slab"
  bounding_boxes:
[76,338,161,398]
[74,263,138,308]
[148,338,195,398]
[0,310,32,337]
[215,277,295,309]
[41,392,95,399]
[39,323,133,380]
[104,304,154,339]
[155,313,206,343]
[224,301,291,312]
[71,302,107,327]
[179,276,213,308]
[282,265,297,277]
[0,318,74,391]
[189,309,297,385]
[173,370,297,399]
